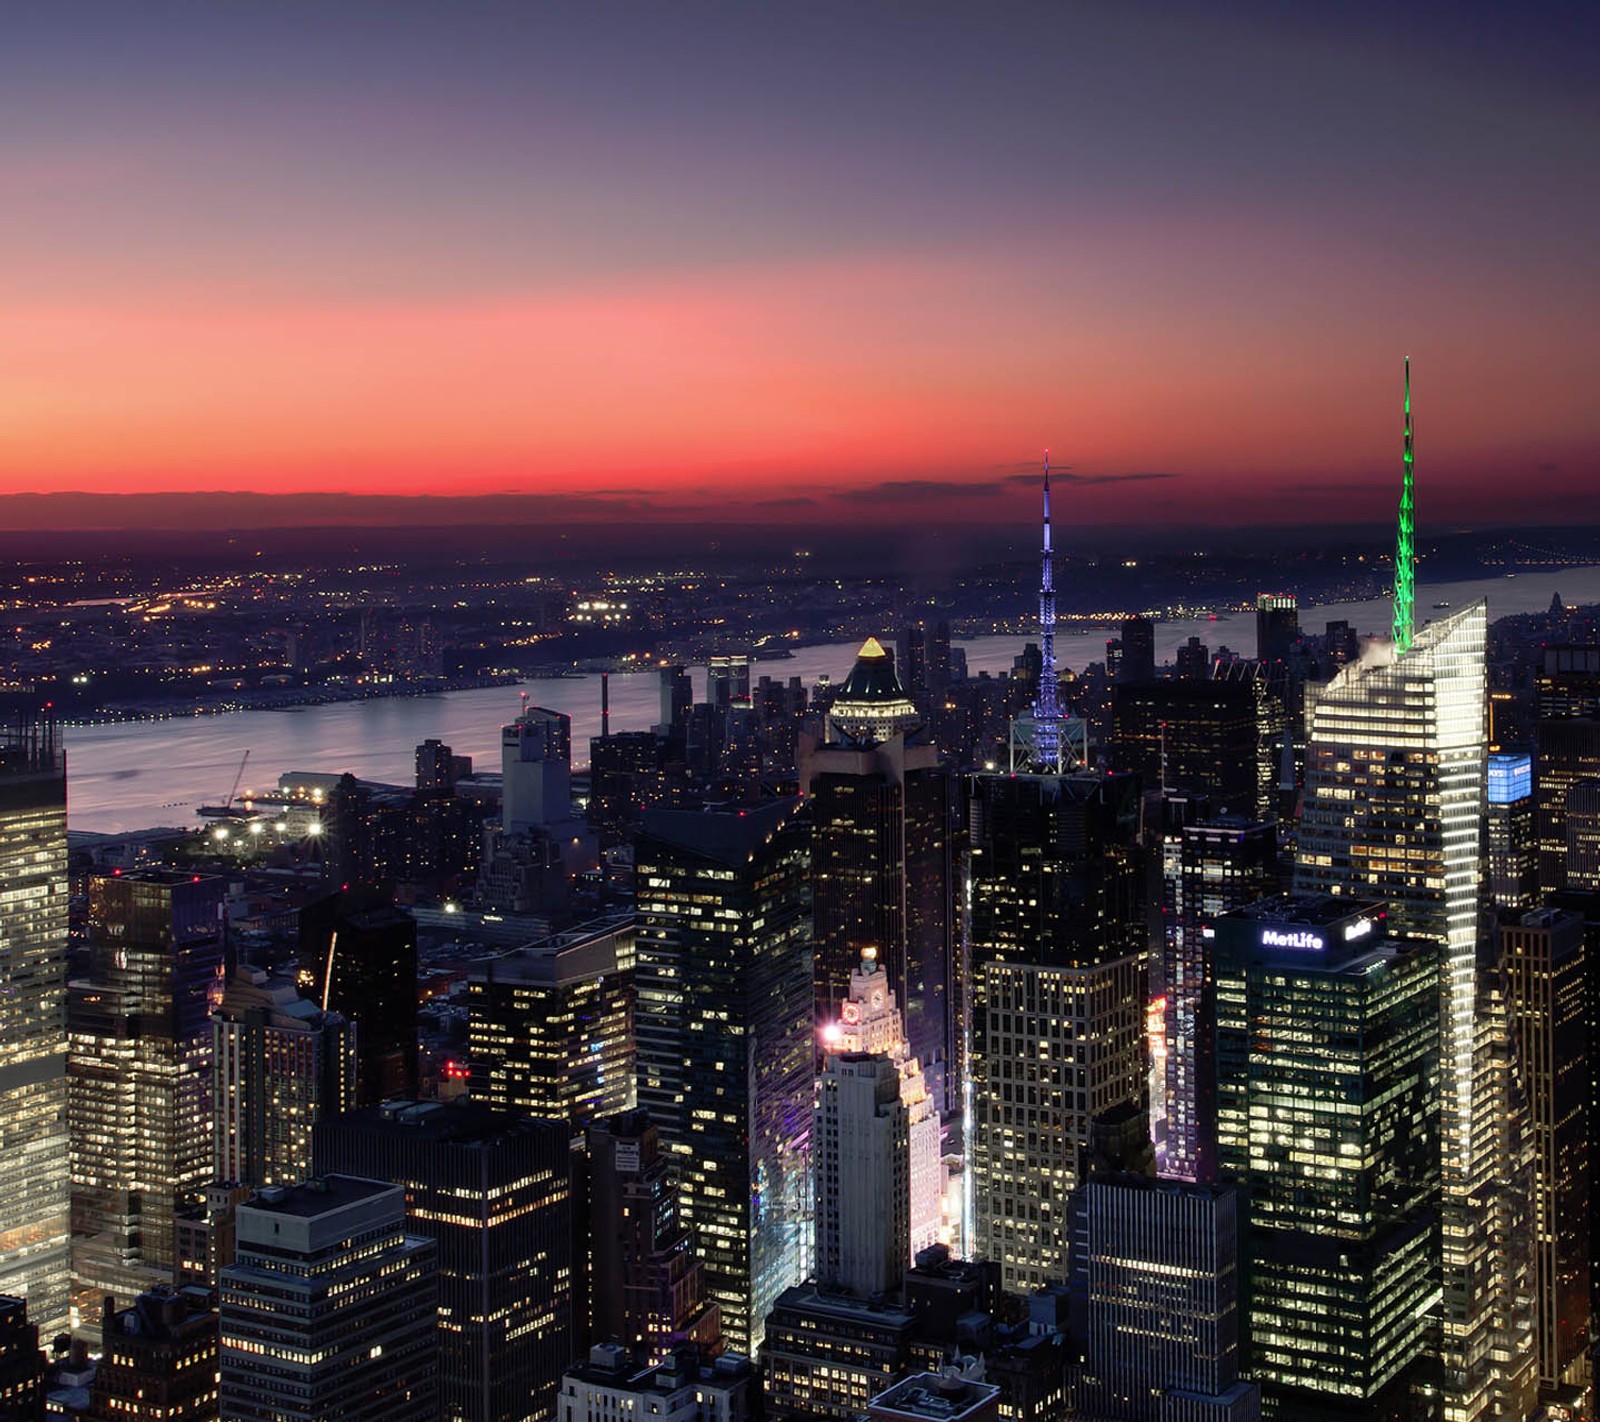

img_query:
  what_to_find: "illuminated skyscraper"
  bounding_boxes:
[1214,897,1439,1416]
[212,965,356,1188]
[966,769,1145,1293]
[1294,601,1498,1420]
[70,872,225,1325]
[822,951,942,1262]
[0,711,70,1334]
[466,916,634,1129]
[802,652,958,1114]
[1486,752,1538,907]
[634,801,813,1355]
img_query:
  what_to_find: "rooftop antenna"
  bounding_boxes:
[1392,357,1415,653]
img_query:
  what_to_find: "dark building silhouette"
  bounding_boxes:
[801,642,958,1113]
[586,1108,719,1363]
[1499,908,1589,1397]
[1113,676,1282,821]
[588,732,664,848]
[1117,616,1156,684]
[315,1101,574,1422]
[298,888,419,1105]
[0,1296,46,1422]
[87,1287,218,1422]
[1255,593,1299,664]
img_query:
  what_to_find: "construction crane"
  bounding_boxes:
[199,749,251,821]
[224,749,251,809]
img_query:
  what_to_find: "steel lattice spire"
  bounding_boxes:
[1392,358,1415,653]
[1032,452,1062,767]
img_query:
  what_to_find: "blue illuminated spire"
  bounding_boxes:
[1032,453,1062,768]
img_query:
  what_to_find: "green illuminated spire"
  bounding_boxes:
[1392,357,1415,653]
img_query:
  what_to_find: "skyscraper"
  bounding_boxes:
[70,871,225,1323]
[1112,676,1283,821]
[966,769,1146,1293]
[466,916,634,1129]
[801,648,958,1114]
[1158,817,1277,1184]
[1117,615,1156,684]
[1255,593,1300,665]
[634,802,813,1355]
[314,1102,575,1422]
[1486,752,1538,907]
[1213,897,1439,1416]
[220,1176,438,1422]
[297,888,419,1105]
[1498,908,1589,1397]
[813,1053,909,1298]
[1293,601,1492,1420]
[822,951,942,1263]
[585,1108,719,1364]
[212,965,356,1188]
[1070,1176,1255,1422]
[0,710,70,1335]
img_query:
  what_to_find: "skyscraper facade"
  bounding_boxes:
[220,1176,438,1422]
[1499,908,1589,1396]
[966,770,1146,1293]
[822,951,942,1263]
[1214,897,1439,1416]
[70,871,225,1322]
[314,1102,575,1422]
[1294,602,1494,1421]
[802,669,958,1115]
[1255,594,1300,665]
[1159,817,1277,1184]
[1071,1176,1255,1422]
[634,801,813,1355]
[297,888,420,1104]
[466,916,634,1129]
[586,1108,719,1364]
[0,711,70,1335]
[87,1286,219,1422]
[814,1053,910,1298]
[213,965,356,1188]
[1486,752,1538,907]
[1112,677,1283,822]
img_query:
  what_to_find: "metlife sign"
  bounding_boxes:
[1260,927,1325,952]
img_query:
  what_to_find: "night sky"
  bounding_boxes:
[2,2,1595,527]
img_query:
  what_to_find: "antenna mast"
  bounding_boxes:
[1032,453,1063,769]
[1392,358,1415,653]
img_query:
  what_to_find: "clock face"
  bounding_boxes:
[871,991,883,1010]
[842,1003,861,1024]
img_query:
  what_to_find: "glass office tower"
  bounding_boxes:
[0,711,69,1334]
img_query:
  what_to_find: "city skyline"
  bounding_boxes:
[1,3,1596,526]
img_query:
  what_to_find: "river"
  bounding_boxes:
[64,565,1600,833]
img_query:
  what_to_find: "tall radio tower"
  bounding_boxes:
[1392,357,1415,653]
